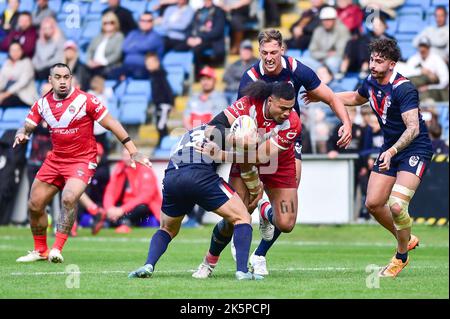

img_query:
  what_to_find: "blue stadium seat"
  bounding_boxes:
[395,33,416,42]
[339,77,359,92]
[404,0,431,10]
[81,20,102,41]
[119,95,149,125]
[147,0,161,13]
[162,51,194,76]
[153,135,180,158]
[89,0,108,13]
[0,107,29,130]
[0,108,3,121]
[19,0,35,11]
[122,0,147,15]
[0,52,8,67]
[432,0,449,6]
[398,41,417,60]
[385,19,398,36]
[166,69,184,96]
[286,49,302,60]
[48,0,62,12]
[107,98,120,118]
[397,16,425,33]
[114,80,128,96]
[397,6,424,18]
[58,18,82,42]
[126,79,152,100]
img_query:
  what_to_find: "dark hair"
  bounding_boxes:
[428,121,442,139]
[49,63,72,75]
[241,80,295,101]
[19,11,32,17]
[368,38,401,62]
[8,40,24,60]
[435,5,447,15]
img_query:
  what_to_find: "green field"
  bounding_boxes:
[0,224,448,299]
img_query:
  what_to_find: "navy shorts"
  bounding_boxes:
[161,166,236,217]
[373,148,432,179]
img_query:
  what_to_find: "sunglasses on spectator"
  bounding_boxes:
[140,18,153,22]
[103,21,115,25]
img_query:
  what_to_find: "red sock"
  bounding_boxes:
[260,202,271,221]
[33,235,48,254]
[206,251,219,266]
[53,232,69,252]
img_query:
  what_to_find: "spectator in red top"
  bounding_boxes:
[103,149,162,233]
[337,0,364,34]
[0,12,37,58]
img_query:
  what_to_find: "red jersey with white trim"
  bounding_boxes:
[26,88,108,163]
[225,96,301,160]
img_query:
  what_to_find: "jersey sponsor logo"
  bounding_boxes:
[77,168,85,177]
[409,156,420,167]
[56,102,63,108]
[286,131,297,140]
[95,104,104,113]
[262,121,272,127]
[234,100,245,110]
[51,127,79,135]
[91,97,100,105]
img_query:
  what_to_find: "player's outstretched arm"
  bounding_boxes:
[13,122,36,148]
[303,83,353,149]
[98,113,152,168]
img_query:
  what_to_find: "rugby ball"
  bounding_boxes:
[230,115,257,138]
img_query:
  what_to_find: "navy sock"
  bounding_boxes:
[266,207,274,224]
[254,227,282,257]
[233,223,253,273]
[396,251,408,263]
[145,229,172,267]
[209,220,233,256]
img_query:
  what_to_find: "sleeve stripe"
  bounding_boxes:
[270,137,289,151]
[224,109,237,120]
[25,118,38,126]
[96,109,109,122]
[247,69,258,82]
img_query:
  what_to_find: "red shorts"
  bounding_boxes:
[36,153,97,190]
[230,157,297,189]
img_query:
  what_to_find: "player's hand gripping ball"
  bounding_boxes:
[230,115,258,152]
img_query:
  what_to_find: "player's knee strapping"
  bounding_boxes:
[240,166,262,195]
[388,184,415,230]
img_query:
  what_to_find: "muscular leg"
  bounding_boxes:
[365,172,397,237]
[53,178,87,252]
[28,179,59,252]
[390,171,421,254]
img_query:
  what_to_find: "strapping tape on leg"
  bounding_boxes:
[388,184,415,230]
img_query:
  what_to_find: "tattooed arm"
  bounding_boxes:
[13,121,37,148]
[378,109,420,172]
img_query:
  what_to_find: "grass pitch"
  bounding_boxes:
[0,224,448,299]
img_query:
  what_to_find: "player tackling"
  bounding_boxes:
[14,63,151,263]
[303,38,433,277]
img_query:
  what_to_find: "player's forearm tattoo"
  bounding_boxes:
[392,111,420,153]
[58,191,78,234]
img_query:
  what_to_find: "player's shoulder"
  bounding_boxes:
[391,73,416,94]
[287,110,301,130]
[243,60,262,82]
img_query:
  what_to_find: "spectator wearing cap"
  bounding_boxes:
[336,0,363,34]
[286,0,327,52]
[399,37,449,102]
[0,41,38,107]
[413,6,449,64]
[183,66,227,129]
[32,16,65,80]
[63,40,90,91]
[0,12,37,58]
[120,12,164,79]
[307,6,350,74]
[223,39,258,104]
[186,0,226,71]
[32,0,56,28]
[102,0,137,36]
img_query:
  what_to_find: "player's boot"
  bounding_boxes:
[258,199,274,241]
[249,253,269,276]
[91,209,106,235]
[378,255,409,278]
[408,234,420,251]
[235,271,264,280]
[128,264,154,278]
[16,250,49,262]
[48,248,64,263]
[192,257,216,279]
